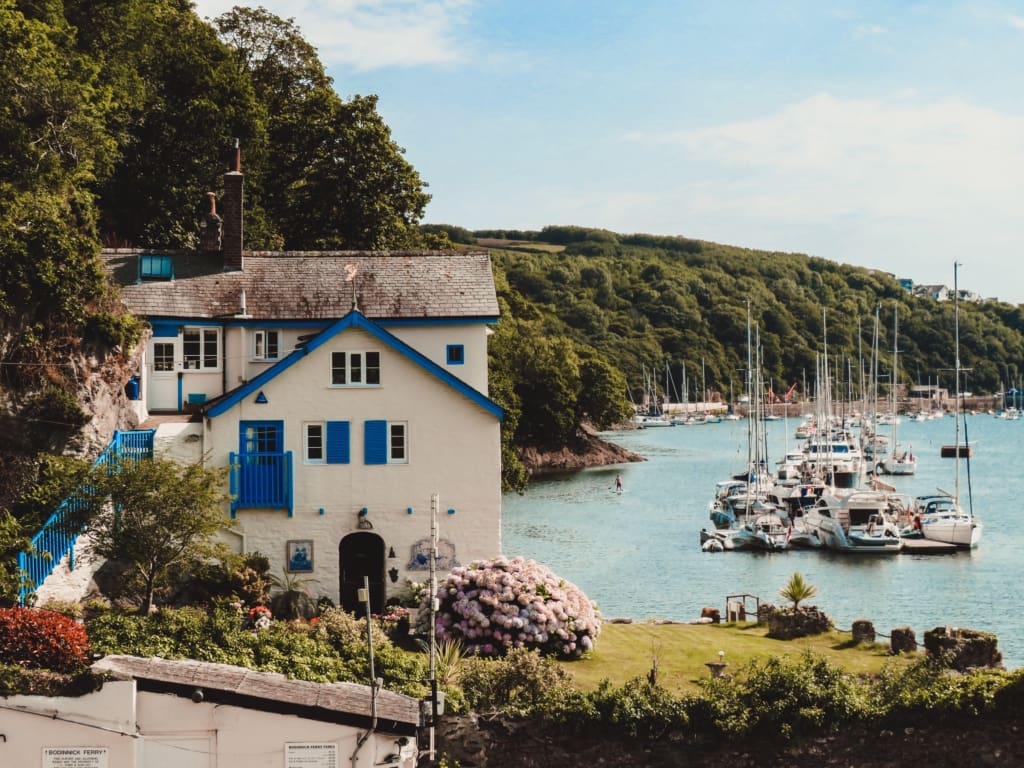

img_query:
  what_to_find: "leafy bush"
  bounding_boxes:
[868,656,1006,723]
[693,651,868,740]
[0,607,92,672]
[421,556,601,658]
[457,647,577,715]
[587,678,689,740]
[87,604,427,693]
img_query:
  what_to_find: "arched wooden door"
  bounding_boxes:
[339,532,386,617]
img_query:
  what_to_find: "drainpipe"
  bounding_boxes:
[350,576,378,767]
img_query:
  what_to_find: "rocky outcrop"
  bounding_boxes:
[519,424,645,475]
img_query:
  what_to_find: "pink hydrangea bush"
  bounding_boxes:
[419,556,601,659]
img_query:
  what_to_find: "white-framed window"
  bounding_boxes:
[304,423,324,463]
[182,327,220,370]
[253,329,280,361]
[153,342,175,372]
[389,422,408,463]
[331,351,381,386]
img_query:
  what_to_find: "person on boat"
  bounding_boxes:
[615,474,623,493]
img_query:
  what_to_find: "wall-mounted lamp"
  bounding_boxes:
[357,508,373,529]
[191,688,204,703]
[318,507,325,516]
[447,508,456,515]
[388,567,399,583]
[406,507,414,515]
[388,547,396,559]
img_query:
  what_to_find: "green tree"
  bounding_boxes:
[62,0,266,248]
[212,7,431,249]
[86,457,232,614]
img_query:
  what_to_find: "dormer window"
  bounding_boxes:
[138,254,174,282]
[331,351,381,386]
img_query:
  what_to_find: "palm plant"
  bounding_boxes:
[779,571,817,612]
[269,569,319,620]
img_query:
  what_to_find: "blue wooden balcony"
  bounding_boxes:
[229,451,294,517]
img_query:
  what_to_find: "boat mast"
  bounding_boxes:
[891,304,899,456]
[953,262,961,504]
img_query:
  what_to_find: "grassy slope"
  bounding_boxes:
[557,621,911,695]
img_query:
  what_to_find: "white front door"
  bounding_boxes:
[148,339,179,411]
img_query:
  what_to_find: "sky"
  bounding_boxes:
[191,1,1024,303]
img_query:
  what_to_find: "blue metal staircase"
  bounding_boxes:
[18,429,155,604]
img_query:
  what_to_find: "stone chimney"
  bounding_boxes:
[222,140,243,271]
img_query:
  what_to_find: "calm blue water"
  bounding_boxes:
[502,414,1024,669]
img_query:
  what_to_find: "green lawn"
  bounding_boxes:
[558,621,913,694]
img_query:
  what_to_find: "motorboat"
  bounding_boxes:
[803,491,905,554]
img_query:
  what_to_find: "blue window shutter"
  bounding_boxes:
[326,421,350,464]
[365,420,387,464]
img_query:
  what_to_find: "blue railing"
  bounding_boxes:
[18,429,155,605]
[229,451,294,518]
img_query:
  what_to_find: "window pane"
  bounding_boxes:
[390,423,406,461]
[366,352,381,384]
[267,331,279,358]
[306,424,324,461]
[331,352,347,385]
[154,343,174,371]
[350,352,362,384]
[203,329,218,367]
[183,330,200,369]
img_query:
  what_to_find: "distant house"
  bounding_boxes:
[102,151,503,615]
[914,284,950,301]
[898,278,914,293]
[1,655,420,768]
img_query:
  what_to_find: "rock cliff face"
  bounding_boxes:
[519,425,645,476]
[0,344,140,512]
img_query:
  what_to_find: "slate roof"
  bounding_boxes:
[102,249,499,321]
[93,654,420,733]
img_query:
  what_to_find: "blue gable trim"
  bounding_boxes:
[205,310,503,420]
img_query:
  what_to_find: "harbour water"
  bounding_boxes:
[502,413,1024,669]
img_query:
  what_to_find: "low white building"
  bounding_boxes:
[0,655,420,768]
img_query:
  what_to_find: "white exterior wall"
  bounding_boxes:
[0,682,138,767]
[1,683,416,768]
[205,326,502,604]
[385,323,491,394]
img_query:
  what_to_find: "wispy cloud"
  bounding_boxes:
[1010,15,1024,31]
[628,94,1024,223]
[193,0,475,71]
[854,23,886,38]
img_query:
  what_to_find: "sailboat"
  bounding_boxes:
[915,263,982,548]
[878,305,916,475]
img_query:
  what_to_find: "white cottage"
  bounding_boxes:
[101,156,503,615]
[0,655,420,768]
